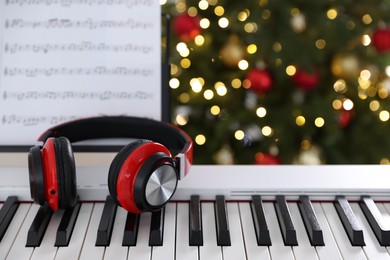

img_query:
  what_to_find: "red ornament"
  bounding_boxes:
[372,28,390,53]
[245,69,273,94]
[338,110,353,128]
[173,14,201,42]
[292,68,320,91]
[255,153,281,165]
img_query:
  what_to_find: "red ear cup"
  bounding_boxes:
[53,137,77,209]
[108,140,178,213]
[28,137,77,211]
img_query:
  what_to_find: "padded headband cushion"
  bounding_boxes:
[38,116,191,154]
[53,137,77,208]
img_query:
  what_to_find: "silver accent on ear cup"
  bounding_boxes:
[144,165,178,207]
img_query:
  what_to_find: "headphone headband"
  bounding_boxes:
[38,116,193,179]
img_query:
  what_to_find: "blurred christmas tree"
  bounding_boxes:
[161,0,390,165]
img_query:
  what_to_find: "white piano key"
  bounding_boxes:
[350,203,390,259]
[222,203,246,260]
[30,210,62,260]
[312,203,343,260]
[381,203,390,255]
[55,203,94,260]
[263,203,295,260]
[151,203,176,260]
[79,203,105,260]
[176,202,198,260]
[103,206,128,260]
[0,204,30,260]
[238,202,270,260]
[288,202,319,260]
[6,204,39,260]
[321,203,367,260]
[199,202,223,260]
[129,212,152,259]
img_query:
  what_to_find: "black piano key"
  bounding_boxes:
[274,195,298,246]
[122,212,140,246]
[359,196,390,246]
[55,198,81,246]
[189,195,203,246]
[334,195,365,246]
[298,195,324,246]
[215,195,231,246]
[0,196,19,242]
[26,203,53,247]
[149,208,165,246]
[250,195,271,246]
[95,196,117,247]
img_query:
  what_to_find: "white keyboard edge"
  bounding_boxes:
[1,152,390,201]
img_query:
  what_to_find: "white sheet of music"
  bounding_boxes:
[0,0,161,145]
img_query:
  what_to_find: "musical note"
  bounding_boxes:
[2,90,154,101]
[0,0,161,144]
[3,66,154,77]
[5,18,154,30]
[5,0,153,9]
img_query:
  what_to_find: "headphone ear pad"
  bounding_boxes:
[54,137,77,208]
[108,140,151,207]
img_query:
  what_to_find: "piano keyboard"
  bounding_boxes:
[1,153,390,259]
[2,194,390,259]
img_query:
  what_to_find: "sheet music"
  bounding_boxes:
[0,0,161,145]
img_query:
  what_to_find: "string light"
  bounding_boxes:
[179,93,190,103]
[244,23,258,33]
[214,6,224,16]
[210,105,221,115]
[187,7,197,16]
[315,39,326,49]
[314,117,325,127]
[286,65,296,76]
[169,78,180,89]
[386,66,390,77]
[231,78,242,89]
[204,89,214,100]
[378,88,388,99]
[342,99,354,111]
[218,17,229,28]
[369,100,380,111]
[256,107,267,117]
[175,114,188,125]
[235,130,245,140]
[273,42,282,52]
[380,158,390,164]
[198,0,209,10]
[238,9,250,22]
[200,18,210,29]
[247,44,257,54]
[333,79,347,93]
[327,8,338,20]
[190,78,203,93]
[379,110,390,122]
[215,82,227,96]
[362,34,371,46]
[180,58,191,69]
[261,126,273,136]
[194,35,205,46]
[238,60,249,70]
[195,134,206,145]
[296,116,306,126]
[362,14,373,24]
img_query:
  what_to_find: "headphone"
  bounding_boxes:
[28,116,193,214]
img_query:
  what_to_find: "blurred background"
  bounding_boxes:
[161,0,390,165]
